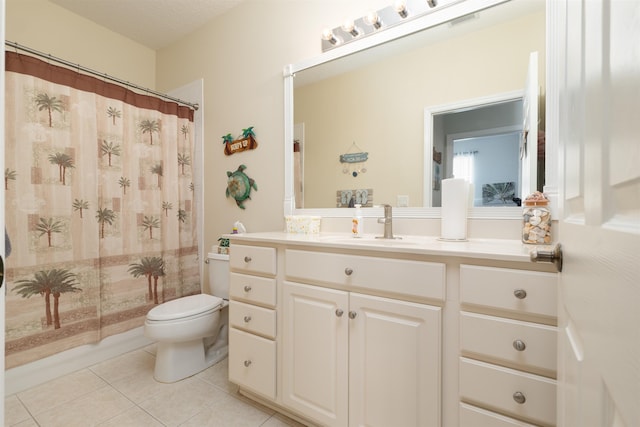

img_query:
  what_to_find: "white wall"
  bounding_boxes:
[6,0,156,88]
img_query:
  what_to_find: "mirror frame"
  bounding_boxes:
[284,0,554,219]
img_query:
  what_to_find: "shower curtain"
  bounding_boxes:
[4,51,200,369]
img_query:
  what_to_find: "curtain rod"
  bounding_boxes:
[5,40,199,111]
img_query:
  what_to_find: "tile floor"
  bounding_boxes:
[5,345,306,427]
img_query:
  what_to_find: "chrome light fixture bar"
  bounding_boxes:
[321,0,444,52]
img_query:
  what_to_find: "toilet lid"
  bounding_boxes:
[147,294,223,321]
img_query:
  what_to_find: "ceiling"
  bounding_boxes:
[50,0,246,50]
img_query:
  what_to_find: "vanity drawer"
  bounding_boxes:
[460,312,557,377]
[230,245,276,276]
[285,249,445,301]
[230,272,276,307]
[460,402,539,427]
[229,300,276,339]
[229,328,276,400]
[460,357,556,426]
[460,265,557,319]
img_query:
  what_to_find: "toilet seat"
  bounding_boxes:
[147,294,223,322]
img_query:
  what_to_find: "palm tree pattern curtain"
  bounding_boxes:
[4,52,199,369]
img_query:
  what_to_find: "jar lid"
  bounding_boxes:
[523,191,548,206]
[524,200,549,206]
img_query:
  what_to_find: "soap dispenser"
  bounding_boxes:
[352,204,363,237]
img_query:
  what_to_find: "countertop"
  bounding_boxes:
[226,231,553,264]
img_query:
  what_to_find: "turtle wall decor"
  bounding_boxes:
[226,164,257,209]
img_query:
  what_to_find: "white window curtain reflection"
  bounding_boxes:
[452,151,477,182]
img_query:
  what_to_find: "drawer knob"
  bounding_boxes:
[513,289,527,299]
[243,360,252,368]
[344,267,354,276]
[513,391,526,404]
[513,339,527,351]
[335,309,344,317]
[349,311,357,319]
[243,315,252,323]
[244,256,252,263]
[243,285,252,292]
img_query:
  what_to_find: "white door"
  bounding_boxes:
[554,1,640,426]
[282,281,349,427]
[348,293,441,427]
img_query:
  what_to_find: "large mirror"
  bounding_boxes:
[284,0,546,218]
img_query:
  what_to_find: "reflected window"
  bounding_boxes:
[452,150,476,183]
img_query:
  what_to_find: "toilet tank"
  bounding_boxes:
[207,253,229,300]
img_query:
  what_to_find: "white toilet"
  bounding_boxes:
[144,252,229,383]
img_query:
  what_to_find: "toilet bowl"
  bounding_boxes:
[144,253,229,383]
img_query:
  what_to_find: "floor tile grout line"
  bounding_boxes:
[14,393,40,427]
[15,370,112,418]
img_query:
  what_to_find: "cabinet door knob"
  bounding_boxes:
[513,289,527,299]
[513,339,526,351]
[243,285,252,292]
[244,360,252,367]
[335,309,344,317]
[244,315,252,323]
[349,311,357,319]
[244,256,252,263]
[344,267,353,276]
[513,391,526,404]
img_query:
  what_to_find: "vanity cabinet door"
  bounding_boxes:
[229,328,276,400]
[348,293,442,427]
[282,281,349,427]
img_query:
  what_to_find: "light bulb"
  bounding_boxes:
[322,28,339,45]
[394,0,409,18]
[364,11,382,29]
[341,19,360,37]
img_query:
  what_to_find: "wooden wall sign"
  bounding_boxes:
[223,126,258,155]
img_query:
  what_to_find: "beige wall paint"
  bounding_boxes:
[155,0,390,257]
[6,0,156,88]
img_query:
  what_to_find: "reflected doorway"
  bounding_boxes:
[428,95,529,207]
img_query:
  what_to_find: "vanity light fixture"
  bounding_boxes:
[341,19,361,37]
[322,28,341,45]
[364,11,383,29]
[394,0,409,18]
[321,0,444,52]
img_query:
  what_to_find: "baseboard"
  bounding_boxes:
[5,327,154,395]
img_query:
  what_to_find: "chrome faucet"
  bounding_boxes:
[376,204,397,239]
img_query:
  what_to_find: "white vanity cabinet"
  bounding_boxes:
[226,233,559,427]
[459,265,558,427]
[228,244,277,400]
[282,249,444,427]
